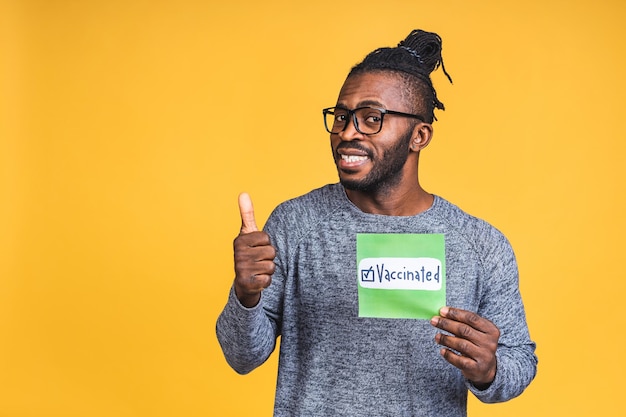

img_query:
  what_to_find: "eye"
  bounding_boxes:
[361,110,382,125]
[365,114,381,123]
[334,110,348,122]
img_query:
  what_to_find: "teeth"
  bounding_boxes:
[341,155,367,163]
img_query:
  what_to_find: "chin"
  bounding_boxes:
[339,177,375,193]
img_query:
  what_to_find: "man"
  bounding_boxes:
[217,29,537,416]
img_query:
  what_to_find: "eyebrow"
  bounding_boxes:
[335,99,386,109]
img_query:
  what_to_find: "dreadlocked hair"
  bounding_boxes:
[348,29,453,123]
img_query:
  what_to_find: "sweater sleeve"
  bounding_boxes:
[215,287,279,374]
[215,205,288,375]
[467,225,538,403]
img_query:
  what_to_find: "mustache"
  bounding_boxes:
[335,142,372,157]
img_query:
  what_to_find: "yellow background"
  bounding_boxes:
[1,0,625,415]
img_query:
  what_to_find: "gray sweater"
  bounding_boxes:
[217,184,537,416]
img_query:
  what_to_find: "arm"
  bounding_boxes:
[431,227,537,402]
[216,287,280,374]
[215,193,280,374]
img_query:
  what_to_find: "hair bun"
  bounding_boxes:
[347,28,453,120]
[398,30,452,83]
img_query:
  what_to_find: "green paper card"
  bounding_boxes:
[356,233,446,319]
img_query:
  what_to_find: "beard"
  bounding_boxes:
[337,128,413,194]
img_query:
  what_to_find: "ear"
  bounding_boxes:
[409,123,434,152]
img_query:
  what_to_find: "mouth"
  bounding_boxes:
[335,142,372,171]
[341,154,368,164]
[336,150,370,170]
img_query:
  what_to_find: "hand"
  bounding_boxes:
[233,193,276,308]
[430,306,500,389]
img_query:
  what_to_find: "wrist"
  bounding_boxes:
[471,380,493,391]
[234,285,261,308]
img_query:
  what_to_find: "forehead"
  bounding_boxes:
[336,71,408,110]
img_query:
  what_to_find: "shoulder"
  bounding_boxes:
[264,183,346,238]
[432,196,513,256]
[272,183,343,217]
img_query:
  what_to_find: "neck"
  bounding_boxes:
[344,182,434,216]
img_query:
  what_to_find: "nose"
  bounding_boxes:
[338,113,363,141]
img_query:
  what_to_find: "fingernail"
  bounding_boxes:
[430,317,439,326]
[440,306,449,316]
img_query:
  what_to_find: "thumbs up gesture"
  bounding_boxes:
[233,193,276,307]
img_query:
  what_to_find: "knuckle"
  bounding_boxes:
[234,251,252,267]
[459,324,473,338]
[466,311,480,323]
[261,275,272,289]
[436,317,448,330]
[456,339,470,353]
[441,348,450,360]
[443,347,459,362]
[233,247,247,260]
[255,231,270,245]
[447,308,458,319]
[248,274,269,291]
[251,275,263,290]
[493,326,501,339]
[465,361,479,376]
[260,246,275,261]
[247,272,258,282]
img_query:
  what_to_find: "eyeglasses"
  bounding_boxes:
[322,106,425,135]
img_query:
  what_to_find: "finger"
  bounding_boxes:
[440,346,474,368]
[234,257,276,279]
[243,273,273,290]
[234,234,276,277]
[238,192,258,234]
[430,314,498,355]
[435,332,479,359]
[244,245,276,263]
[438,306,499,334]
[438,347,482,379]
[235,270,273,292]
[431,314,480,342]
[438,345,496,386]
[234,272,273,308]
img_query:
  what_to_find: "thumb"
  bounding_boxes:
[238,192,259,234]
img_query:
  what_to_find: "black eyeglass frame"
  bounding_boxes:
[322,106,426,135]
